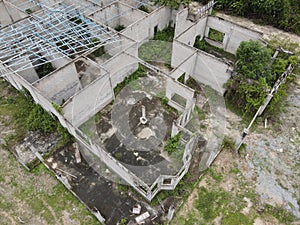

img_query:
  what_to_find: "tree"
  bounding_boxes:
[236,40,273,82]
[214,0,300,35]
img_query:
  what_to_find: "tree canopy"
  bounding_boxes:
[214,0,300,35]
[236,40,273,82]
[225,40,299,118]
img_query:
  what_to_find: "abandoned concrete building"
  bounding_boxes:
[0,0,264,221]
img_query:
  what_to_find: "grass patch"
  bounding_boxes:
[221,136,236,151]
[208,28,225,43]
[265,204,295,224]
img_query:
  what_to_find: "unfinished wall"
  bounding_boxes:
[122,6,172,43]
[75,57,108,88]
[165,78,194,112]
[171,40,230,93]
[118,2,146,27]
[9,54,39,84]
[176,16,207,47]
[42,52,71,69]
[171,40,196,69]
[192,51,230,93]
[205,16,263,54]
[90,3,119,28]
[104,36,134,57]
[0,1,13,26]
[102,51,138,87]
[33,62,81,105]
[62,74,114,127]
[174,8,200,38]
[3,2,27,22]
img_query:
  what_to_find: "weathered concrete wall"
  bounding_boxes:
[9,54,39,84]
[171,40,230,93]
[122,6,172,43]
[33,62,81,105]
[0,1,12,26]
[41,53,71,69]
[205,16,263,54]
[90,3,119,28]
[176,16,207,47]
[174,9,263,54]
[102,51,138,87]
[171,40,196,69]
[166,78,194,111]
[118,2,146,27]
[192,50,230,93]
[62,74,114,127]
[104,36,134,57]
[174,8,198,38]
[75,57,108,88]
[3,2,27,22]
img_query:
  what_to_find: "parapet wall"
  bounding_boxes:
[205,16,263,54]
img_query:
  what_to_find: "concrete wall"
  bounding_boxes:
[192,51,230,93]
[62,74,114,127]
[90,3,119,28]
[166,78,194,111]
[118,2,146,27]
[42,52,71,69]
[171,40,196,69]
[3,2,27,22]
[122,6,172,43]
[176,16,207,47]
[104,36,135,57]
[171,40,230,93]
[33,62,81,105]
[75,57,108,88]
[174,8,197,38]
[0,1,13,26]
[9,54,39,84]
[205,16,263,54]
[102,51,138,87]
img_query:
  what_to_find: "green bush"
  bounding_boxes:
[26,104,56,133]
[164,133,181,154]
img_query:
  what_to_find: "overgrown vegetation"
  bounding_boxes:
[193,36,236,61]
[12,164,100,224]
[25,8,33,14]
[114,64,147,95]
[0,81,73,149]
[89,46,105,60]
[138,5,150,13]
[208,28,225,43]
[164,133,181,154]
[36,62,55,79]
[221,135,235,151]
[150,172,197,207]
[225,40,299,118]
